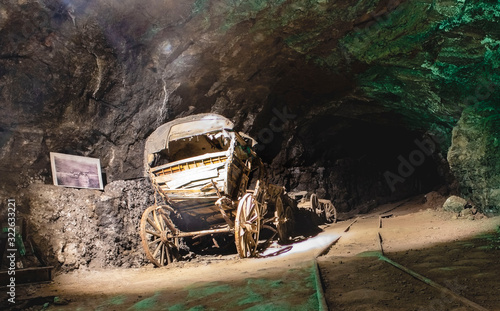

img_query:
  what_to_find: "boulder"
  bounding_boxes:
[443,196,467,213]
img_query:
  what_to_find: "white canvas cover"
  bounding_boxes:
[144,114,234,174]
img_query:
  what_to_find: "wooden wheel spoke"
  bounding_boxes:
[148,238,161,244]
[248,213,258,223]
[160,214,168,232]
[247,200,256,215]
[155,211,165,232]
[246,233,256,245]
[245,232,253,244]
[147,217,161,232]
[153,211,160,230]
[153,241,163,257]
[146,229,161,237]
[245,236,257,255]
[241,241,247,255]
[148,240,160,248]
[160,214,171,228]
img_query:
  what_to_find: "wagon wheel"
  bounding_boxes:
[324,201,337,223]
[310,193,324,218]
[140,205,179,267]
[235,193,261,258]
[276,197,295,244]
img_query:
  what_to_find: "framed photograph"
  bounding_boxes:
[50,152,103,190]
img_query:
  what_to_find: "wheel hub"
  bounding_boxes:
[160,230,169,243]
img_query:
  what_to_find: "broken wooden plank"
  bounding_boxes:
[154,162,226,185]
[151,151,228,173]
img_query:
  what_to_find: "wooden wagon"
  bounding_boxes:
[140,114,295,266]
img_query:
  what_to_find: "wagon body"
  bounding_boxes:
[144,114,257,228]
[140,114,296,267]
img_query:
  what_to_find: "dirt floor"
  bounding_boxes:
[319,196,500,311]
[4,194,500,311]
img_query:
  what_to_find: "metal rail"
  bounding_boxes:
[314,206,491,311]
[376,232,489,311]
[312,218,361,311]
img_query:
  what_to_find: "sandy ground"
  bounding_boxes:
[4,194,500,310]
[320,196,500,311]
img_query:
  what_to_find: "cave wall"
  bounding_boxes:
[26,179,153,270]
[448,103,500,216]
[0,0,499,269]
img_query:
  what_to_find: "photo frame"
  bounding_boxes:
[50,152,103,190]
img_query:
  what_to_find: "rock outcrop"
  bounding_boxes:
[26,179,153,270]
[442,195,467,213]
[448,104,500,215]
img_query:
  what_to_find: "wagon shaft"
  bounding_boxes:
[168,227,233,239]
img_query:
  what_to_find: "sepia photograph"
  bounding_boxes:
[50,152,103,190]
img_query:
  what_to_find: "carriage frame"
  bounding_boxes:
[140,114,295,266]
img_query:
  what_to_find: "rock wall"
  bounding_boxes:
[25,179,154,270]
[448,103,500,215]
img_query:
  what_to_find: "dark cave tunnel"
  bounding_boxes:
[256,111,449,213]
[239,66,451,213]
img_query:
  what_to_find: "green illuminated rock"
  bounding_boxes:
[448,103,500,215]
